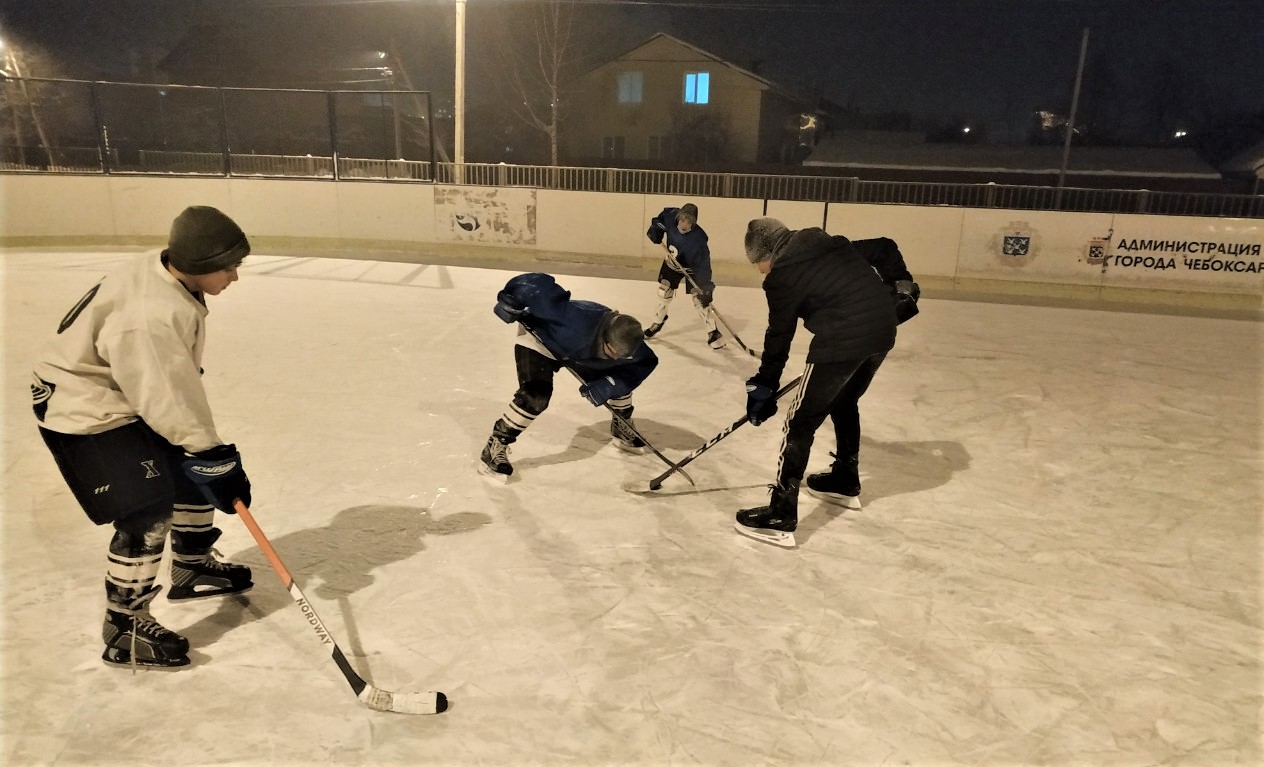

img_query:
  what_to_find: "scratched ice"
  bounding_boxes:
[2,249,1259,765]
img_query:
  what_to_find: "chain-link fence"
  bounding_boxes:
[0,77,435,177]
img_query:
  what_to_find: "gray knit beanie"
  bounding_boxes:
[167,206,250,275]
[744,217,790,263]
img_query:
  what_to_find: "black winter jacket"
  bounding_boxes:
[754,228,898,388]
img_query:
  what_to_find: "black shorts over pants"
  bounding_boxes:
[39,420,199,525]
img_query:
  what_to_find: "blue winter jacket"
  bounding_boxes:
[497,273,658,398]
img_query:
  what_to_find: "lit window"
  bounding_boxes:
[683,72,710,104]
[617,71,643,104]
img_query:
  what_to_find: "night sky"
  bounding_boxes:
[1,0,1261,134]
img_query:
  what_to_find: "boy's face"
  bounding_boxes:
[676,217,694,234]
[189,261,243,295]
[601,340,633,360]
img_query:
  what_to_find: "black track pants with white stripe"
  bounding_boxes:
[774,352,887,488]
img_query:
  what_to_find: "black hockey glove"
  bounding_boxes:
[745,379,778,426]
[580,375,620,407]
[892,279,921,324]
[696,290,713,308]
[493,289,527,323]
[646,221,666,245]
[183,444,251,513]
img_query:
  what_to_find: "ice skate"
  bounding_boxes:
[644,315,668,339]
[706,329,727,350]
[478,434,513,483]
[102,586,190,669]
[169,528,253,601]
[805,453,861,509]
[610,406,648,454]
[734,481,799,548]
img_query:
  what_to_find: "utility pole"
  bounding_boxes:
[1057,27,1090,192]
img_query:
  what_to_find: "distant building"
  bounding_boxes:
[803,130,1227,192]
[1221,139,1264,195]
[562,33,814,165]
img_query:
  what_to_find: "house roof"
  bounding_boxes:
[584,32,808,106]
[804,131,1222,179]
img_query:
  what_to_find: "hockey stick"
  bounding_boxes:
[522,326,695,486]
[661,243,761,359]
[233,499,449,715]
[641,374,803,491]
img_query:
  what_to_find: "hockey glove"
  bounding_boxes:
[646,221,666,245]
[745,380,778,426]
[183,444,251,513]
[892,279,921,324]
[696,290,713,308]
[493,289,528,323]
[579,375,620,407]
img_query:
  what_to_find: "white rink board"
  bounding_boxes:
[956,208,1116,287]
[826,203,964,279]
[1,173,1260,300]
[1102,213,1264,293]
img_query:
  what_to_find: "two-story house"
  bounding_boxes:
[562,33,812,165]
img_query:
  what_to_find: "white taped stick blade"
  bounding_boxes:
[359,685,449,715]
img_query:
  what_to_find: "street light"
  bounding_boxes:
[455,0,466,175]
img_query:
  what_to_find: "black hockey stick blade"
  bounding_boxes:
[234,500,449,715]
[641,374,804,491]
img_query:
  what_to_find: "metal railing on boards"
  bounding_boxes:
[3,153,1260,218]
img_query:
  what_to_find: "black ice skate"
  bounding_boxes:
[734,481,799,548]
[644,315,668,338]
[706,329,727,350]
[169,528,253,601]
[610,407,648,454]
[103,586,190,669]
[805,453,861,509]
[479,434,513,483]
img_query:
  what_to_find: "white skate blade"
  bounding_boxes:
[476,462,511,484]
[806,486,861,510]
[102,651,190,670]
[733,521,796,548]
[167,583,253,602]
[612,439,648,455]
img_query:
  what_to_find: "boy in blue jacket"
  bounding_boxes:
[644,203,724,349]
[480,273,659,482]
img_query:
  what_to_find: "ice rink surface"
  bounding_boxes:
[2,249,1260,766]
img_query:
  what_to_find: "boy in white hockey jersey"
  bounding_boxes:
[32,205,255,668]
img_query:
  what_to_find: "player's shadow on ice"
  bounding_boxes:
[514,418,705,471]
[178,504,490,656]
[794,438,970,544]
